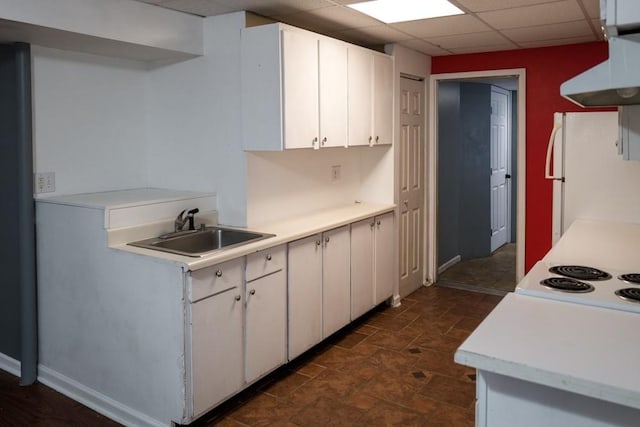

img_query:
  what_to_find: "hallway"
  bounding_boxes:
[437,243,516,295]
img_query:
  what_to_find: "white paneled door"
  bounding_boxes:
[399,76,425,297]
[490,86,510,252]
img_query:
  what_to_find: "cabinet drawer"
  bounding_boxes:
[246,244,286,282]
[190,257,244,302]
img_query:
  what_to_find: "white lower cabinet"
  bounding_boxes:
[287,226,351,360]
[287,234,323,360]
[350,219,375,320]
[190,259,244,418]
[374,212,394,304]
[245,246,287,383]
[321,225,351,337]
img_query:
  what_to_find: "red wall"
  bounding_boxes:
[431,42,613,271]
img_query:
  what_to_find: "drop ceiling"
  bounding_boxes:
[135,0,603,55]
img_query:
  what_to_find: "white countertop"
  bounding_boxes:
[545,219,640,270]
[455,292,640,409]
[456,218,640,410]
[112,202,396,271]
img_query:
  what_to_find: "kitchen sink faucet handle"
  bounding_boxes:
[174,210,187,232]
[187,208,199,230]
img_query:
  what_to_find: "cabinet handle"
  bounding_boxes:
[266,254,272,261]
[370,222,375,228]
[322,137,327,146]
[377,220,381,226]
[376,136,380,143]
[315,240,321,247]
[368,136,373,144]
[249,289,256,295]
[325,236,330,243]
[235,295,241,301]
[215,270,222,277]
[312,137,318,146]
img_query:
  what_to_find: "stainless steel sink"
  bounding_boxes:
[128,226,275,257]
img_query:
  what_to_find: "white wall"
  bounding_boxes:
[145,13,247,226]
[32,45,148,196]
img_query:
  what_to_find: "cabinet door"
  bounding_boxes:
[191,287,243,417]
[319,39,348,148]
[347,48,373,147]
[350,219,375,320]
[245,270,287,383]
[373,54,393,145]
[322,225,351,337]
[287,234,323,360]
[374,212,395,304]
[282,29,319,149]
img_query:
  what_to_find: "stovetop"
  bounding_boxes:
[515,261,640,313]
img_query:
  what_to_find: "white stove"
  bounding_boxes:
[516,261,640,314]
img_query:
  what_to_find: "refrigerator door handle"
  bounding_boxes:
[545,120,564,180]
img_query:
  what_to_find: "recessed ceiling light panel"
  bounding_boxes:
[348,0,464,24]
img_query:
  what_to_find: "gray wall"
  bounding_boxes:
[510,90,518,243]
[0,45,22,361]
[437,82,462,266]
[437,82,492,266]
[458,83,491,259]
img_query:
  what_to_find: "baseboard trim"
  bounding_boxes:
[37,365,164,427]
[438,255,461,274]
[390,294,402,308]
[0,353,21,377]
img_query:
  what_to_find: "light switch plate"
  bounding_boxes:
[331,165,341,182]
[35,172,56,194]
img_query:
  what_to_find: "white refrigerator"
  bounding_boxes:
[546,111,640,245]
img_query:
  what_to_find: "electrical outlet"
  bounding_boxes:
[331,165,341,182]
[34,172,55,194]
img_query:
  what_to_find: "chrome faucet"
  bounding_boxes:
[174,208,199,232]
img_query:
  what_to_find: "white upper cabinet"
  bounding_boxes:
[241,23,391,151]
[347,48,373,147]
[319,39,348,148]
[281,29,320,150]
[348,48,393,147]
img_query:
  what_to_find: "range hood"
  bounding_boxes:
[561,0,640,107]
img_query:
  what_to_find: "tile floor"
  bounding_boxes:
[194,285,503,426]
[437,243,516,295]
[0,285,503,426]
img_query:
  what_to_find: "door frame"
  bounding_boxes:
[427,68,526,284]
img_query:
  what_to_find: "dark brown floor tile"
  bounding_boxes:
[360,399,426,427]
[288,369,363,406]
[226,393,300,426]
[364,330,415,351]
[209,417,246,426]
[361,370,422,404]
[413,348,468,379]
[353,323,379,336]
[402,395,474,426]
[445,327,471,341]
[453,316,484,332]
[419,374,476,409]
[262,371,310,399]
[289,395,366,426]
[365,313,414,332]
[332,331,368,349]
[365,348,418,373]
[413,331,463,353]
[293,362,326,379]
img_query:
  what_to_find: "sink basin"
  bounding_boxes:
[128,226,275,257]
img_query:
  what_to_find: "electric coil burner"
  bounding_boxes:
[615,288,640,304]
[548,265,612,281]
[540,277,594,293]
[618,273,640,285]
[516,261,640,314]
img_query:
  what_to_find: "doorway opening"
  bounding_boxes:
[427,70,526,295]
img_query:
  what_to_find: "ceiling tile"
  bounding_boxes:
[215,0,333,16]
[518,34,599,48]
[159,0,234,16]
[477,0,584,29]
[399,38,451,56]
[426,31,513,49]
[501,20,593,43]
[391,14,491,38]
[580,0,601,19]
[279,5,380,31]
[448,43,518,54]
[330,24,414,46]
[453,0,562,13]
